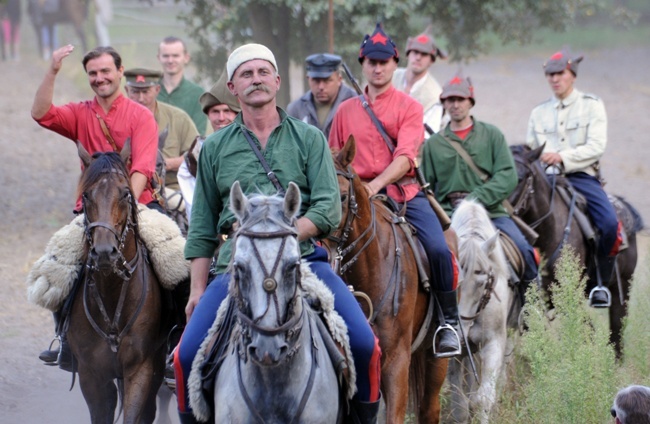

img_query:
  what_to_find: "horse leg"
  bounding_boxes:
[608,246,635,358]
[418,354,447,424]
[380,344,411,423]
[122,361,164,424]
[445,357,469,424]
[471,339,506,424]
[77,368,118,424]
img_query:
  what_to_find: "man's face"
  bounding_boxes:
[207,104,237,131]
[125,85,161,112]
[227,59,280,108]
[308,72,342,106]
[546,69,575,100]
[361,58,397,90]
[443,96,473,123]
[86,53,123,100]
[157,41,189,77]
[407,50,433,75]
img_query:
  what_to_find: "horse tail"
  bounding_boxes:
[615,195,644,234]
[407,352,424,419]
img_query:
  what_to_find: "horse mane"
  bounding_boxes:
[452,200,508,279]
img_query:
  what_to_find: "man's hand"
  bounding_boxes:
[541,152,563,166]
[363,182,378,198]
[51,44,74,74]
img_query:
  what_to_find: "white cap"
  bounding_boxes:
[226,43,278,81]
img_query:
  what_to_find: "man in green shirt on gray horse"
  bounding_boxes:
[420,73,539,298]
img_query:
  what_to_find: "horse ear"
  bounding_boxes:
[76,140,92,168]
[528,143,545,162]
[336,135,356,168]
[482,231,500,255]
[159,126,169,150]
[120,138,132,164]
[284,182,301,221]
[229,181,248,221]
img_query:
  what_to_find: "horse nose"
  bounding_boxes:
[90,244,119,268]
[248,339,289,365]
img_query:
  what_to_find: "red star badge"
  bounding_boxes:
[136,75,146,83]
[550,52,564,60]
[416,35,430,44]
[450,76,463,85]
[370,32,388,46]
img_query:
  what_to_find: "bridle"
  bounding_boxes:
[327,166,377,275]
[232,227,320,424]
[80,166,147,353]
[460,268,499,321]
[511,155,557,231]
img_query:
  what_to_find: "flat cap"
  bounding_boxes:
[305,53,342,78]
[123,68,162,87]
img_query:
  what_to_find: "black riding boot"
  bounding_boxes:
[350,398,380,424]
[39,311,75,372]
[434,290,461,358]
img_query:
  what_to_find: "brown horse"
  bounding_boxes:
[509,144,643,357]
[27,0,88,59]
[67,142,168,423]
[325,137,448,423]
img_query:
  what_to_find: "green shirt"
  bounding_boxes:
[421,119,517,218]
[157,77,208,136]
[155,101,199,188]
[185,108,341,273]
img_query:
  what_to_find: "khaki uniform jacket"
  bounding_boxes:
[526,88,607,176]
[155,101,199,188]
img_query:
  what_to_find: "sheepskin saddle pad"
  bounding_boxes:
[187,262,357,422]
[26,205,190,311]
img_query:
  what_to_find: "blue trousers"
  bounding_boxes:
[492,216,538,281]
[567,172,619,257]
[174,246,381,413]
[405,192,457,292]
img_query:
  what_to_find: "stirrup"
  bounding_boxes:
[433,324,462,358]
[40,337,62,365]
[588,286,611,308]
[163,346,177,393]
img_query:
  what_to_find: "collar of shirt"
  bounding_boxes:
[232,106,289,129]
[92,93,126,117]
[364,84,396,103]
[553,88,580,110]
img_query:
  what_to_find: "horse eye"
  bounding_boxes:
[341,194,348,203]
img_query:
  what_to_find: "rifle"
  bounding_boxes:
[341,62,452,230]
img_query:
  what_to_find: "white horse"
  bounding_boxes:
[447,200,518,423]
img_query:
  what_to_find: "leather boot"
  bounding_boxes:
[434,290,461,358]
[38,311,75,372]
[350,398,380,424]
[178,412,200,424]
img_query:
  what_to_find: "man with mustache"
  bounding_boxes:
[329,23,461,358]
[173,43,382,424]
[31,44,160,370]
[526,47,621,306]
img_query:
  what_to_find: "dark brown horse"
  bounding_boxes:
[509,144,643,357]
[68,142,168,423]
[325,137,448,423]
[27,0,88,59]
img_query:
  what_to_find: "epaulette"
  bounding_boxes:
[582,93,600,101]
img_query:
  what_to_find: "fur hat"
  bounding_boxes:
[440,73,475,105]
[358,23,399,64]
[543,47,584,76]
[405,27,446,61]
[227,43,278,81]
[199,69,241,114]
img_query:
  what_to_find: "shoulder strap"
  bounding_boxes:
[96,113,120,152]
[359,94,396,154]
[441,135,489,182]
[241,127,285,195]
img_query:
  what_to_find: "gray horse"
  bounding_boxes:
[212,181,342,423]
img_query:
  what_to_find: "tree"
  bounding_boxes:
[179,0,597,107]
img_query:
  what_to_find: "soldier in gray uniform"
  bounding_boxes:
[287,53,355,138]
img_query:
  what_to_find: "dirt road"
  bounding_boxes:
[0,44,648,423]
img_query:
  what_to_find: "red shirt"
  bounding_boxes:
[329,86,424,201]
[35,94,158,206]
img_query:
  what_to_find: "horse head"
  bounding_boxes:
[509,143,548,219]
[451,200,509,323]
[229,181,303,366]
[77,141,138,272]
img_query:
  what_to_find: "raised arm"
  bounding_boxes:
[31,45,75,120]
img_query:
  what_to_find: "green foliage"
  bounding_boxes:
[515,247,618,423]
[621,254,650,382]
